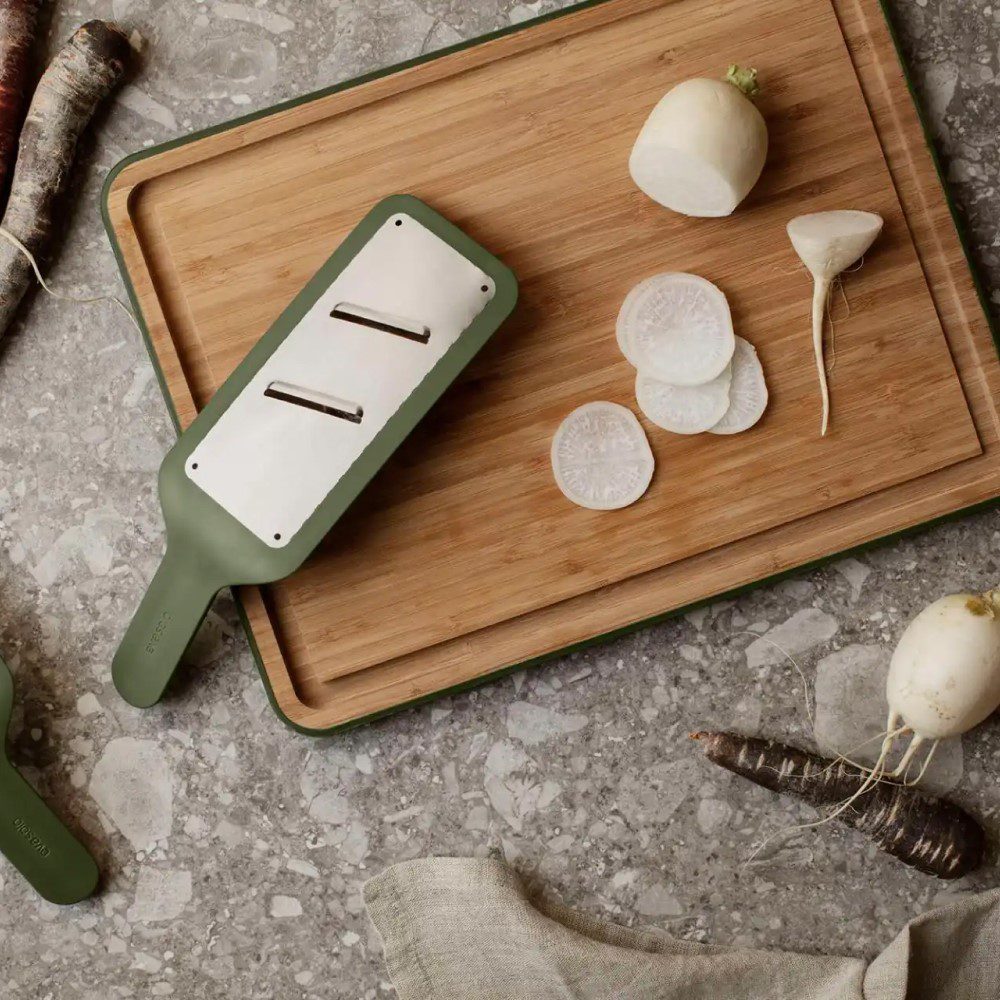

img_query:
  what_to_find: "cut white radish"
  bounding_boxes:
[616,272,735,386]
[629,67,768,218]
[551,402,654,510]
[787,210,883,436]
[636,363,732,435]
[710,337,768,434]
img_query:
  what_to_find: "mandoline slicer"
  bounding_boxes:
[113,195,518,709]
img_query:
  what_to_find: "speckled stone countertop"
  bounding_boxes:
[0,1,998,997]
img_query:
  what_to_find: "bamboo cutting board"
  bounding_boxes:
[104,0,1000,733]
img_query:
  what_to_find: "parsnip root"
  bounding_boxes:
[0,20,131,339]
[0,1,41,205]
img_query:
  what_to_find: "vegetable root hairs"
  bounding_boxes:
[904,739,940,787]
[732,631,815,729]
[791,725,906,785]
[888,732,924,779]
[0,20,131,340]
[732,630,916,785]
[824,272,859,378]
[0,225,138,330]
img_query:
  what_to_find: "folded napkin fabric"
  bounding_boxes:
[365,857,1000,1000]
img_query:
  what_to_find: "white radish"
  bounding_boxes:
[739,590,1000,861]
[786,210,883,436]
[862,589,1000,784]
[888,591,1000,740]
[636,363,732,435]
[616,272,735,386]
[629,65,768,218]
[710,336,768,435]
[550,402,654,510]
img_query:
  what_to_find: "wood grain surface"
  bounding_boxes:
[106,0,1000,731]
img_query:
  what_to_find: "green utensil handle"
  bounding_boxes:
[0,760,98,904]
[113,544,222,709]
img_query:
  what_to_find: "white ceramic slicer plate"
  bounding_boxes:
[186,212,496,546]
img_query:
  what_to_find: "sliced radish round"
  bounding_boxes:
[710,337,768,435]
[551,402,654,510]
[635,363,732,435]
[616,273,735,385]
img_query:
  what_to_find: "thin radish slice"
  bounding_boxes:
[551,402,654,510]
[710,337,768,435]
[616,273,735,386]
[635,363,732,435]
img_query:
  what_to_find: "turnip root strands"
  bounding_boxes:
[551,402,654,510]
[0,20,131,340]
[0,0,41,205]
[693,731,984,879]
[617,272,735,386]
[787,210,883,436]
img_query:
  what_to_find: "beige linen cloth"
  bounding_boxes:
[365,858,1000,999]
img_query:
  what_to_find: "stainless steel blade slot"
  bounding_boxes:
[332,302,430,344]
[264,381,363,424]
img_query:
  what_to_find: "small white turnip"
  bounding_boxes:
[630,66,768,218]
[853,588,1000,785]
[888,590,1000,741]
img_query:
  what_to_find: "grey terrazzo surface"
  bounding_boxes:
[0,0,998,996]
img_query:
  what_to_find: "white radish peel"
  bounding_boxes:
[636,363,732,435]
[617,272,735,386]
[787,210,883,436]
[551,402,654,510]
[630,65,768,218]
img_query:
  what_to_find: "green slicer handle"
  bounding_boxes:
[112,543,223,709]
[0,655,98,903]
[0,759,99,905]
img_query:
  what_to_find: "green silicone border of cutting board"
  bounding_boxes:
[101,0,1000,736]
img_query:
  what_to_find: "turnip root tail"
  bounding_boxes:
[693,730,984,879]
[812,276,832,436]
[0,20,132,339]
